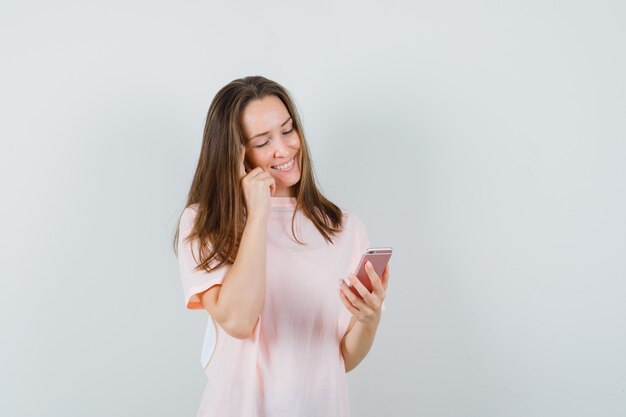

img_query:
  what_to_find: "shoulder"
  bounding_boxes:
[182,203,200,217]
[340,209,366,232]
[180,203,200,228]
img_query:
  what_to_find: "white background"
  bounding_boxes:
[1,1,625,416]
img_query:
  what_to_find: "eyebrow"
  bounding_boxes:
[248,117,292,141]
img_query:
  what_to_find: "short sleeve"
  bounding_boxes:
[177,205,232,310]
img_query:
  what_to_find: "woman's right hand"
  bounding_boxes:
[239,144,276,220]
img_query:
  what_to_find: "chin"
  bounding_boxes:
[275,176,301,188]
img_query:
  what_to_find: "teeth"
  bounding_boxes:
[272,158,294,170]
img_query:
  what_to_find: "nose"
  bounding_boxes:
[272,136,291,157]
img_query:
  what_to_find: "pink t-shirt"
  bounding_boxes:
[177,196,369,417]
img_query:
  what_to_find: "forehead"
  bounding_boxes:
[241,95,290,138]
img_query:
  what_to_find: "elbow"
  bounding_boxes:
[220,317,258,340]
[343,360,358,373]
[341,342,357,373]
[224,325,254,340]
[206,299,259,340]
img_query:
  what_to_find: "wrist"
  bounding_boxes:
[357,316,381,332]
[246,212,269,225]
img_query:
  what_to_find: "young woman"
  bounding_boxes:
[173,75,389,417]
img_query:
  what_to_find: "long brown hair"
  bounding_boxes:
[172,75,345,273]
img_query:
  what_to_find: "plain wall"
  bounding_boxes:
[1,0,625,416]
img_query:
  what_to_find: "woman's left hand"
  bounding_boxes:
[339,261,389,326]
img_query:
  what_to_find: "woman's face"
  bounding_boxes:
[241,95,302,197]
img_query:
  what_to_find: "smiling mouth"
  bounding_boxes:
[271,157,295,170]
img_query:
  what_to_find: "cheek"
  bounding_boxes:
[247,150,271,167]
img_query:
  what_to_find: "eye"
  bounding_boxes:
[255,140,269,148]
[283,128,293,135]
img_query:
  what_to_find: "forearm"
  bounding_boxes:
[340,318,380,373]
[214,215,267,331]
